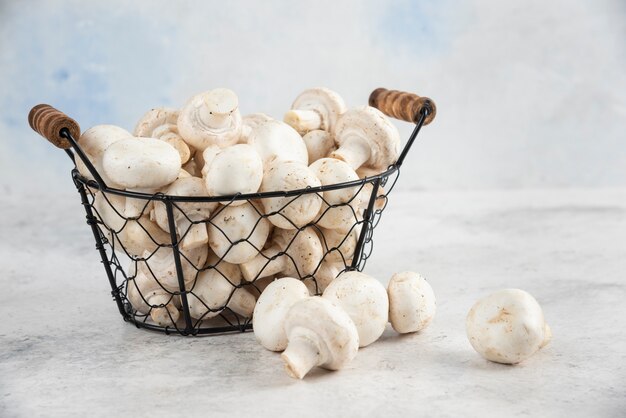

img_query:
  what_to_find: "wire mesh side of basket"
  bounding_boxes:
[73,165,401,336]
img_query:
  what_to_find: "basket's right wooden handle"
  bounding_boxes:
[369,88,436,125]
[28,104,81,149]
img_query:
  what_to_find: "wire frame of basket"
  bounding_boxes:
[28,88,436,336]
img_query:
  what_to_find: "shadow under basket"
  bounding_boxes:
[28,87,436,336]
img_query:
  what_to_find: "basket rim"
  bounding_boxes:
[72,165,397,203]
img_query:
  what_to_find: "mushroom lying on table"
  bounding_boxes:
[207,202,271,264]
[252,277,310,351]
[323,271,389,347]
[330,106,401,172]
[134,107,192,164]
[260,161,322,229]
[466,289,551,364]
[178,88,242,151]
[102,137,181,218]
[387,271,437,334]
[281,296,359,379]
[283,87,346,135]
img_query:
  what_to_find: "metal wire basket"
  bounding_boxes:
[28,87,436,336]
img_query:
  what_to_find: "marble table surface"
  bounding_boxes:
[1,187,625,417]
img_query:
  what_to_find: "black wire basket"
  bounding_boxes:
[28,87,436,336]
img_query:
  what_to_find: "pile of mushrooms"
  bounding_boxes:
[78,86,401,330]
[79,86,551,379]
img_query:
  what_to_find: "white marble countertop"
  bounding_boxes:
[1,187,625,417]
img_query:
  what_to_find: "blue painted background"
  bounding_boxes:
[1,0,624,194]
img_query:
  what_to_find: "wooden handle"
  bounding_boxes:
[369,88,436,125]
[28,104,81,149]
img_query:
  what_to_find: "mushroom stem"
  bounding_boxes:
[281,326,326,379]
[240,245,285,280]
[284,109,322,134]
[199,99,232,129]
[178,217,208,250]
[228,288,257,317]
[330,135,372,170]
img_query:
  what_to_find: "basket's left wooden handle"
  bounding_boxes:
[28,104,81,149]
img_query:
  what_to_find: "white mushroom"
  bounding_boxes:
[240,113,274,144]
[177,88,242,150]
[309,158,363,230]
[281,297,359,379]
[317,226,360,265]
[92,191,126,244]
[283,88,346,135]
[127,269,179,327]
[252,277,310,351]
[247,120,308,166]
[134,107,192,164]
[260,161,322,229]
[102,137,181,218]
[187,255,256,320]
[387,271,436,334]
[323,271,389,347]
[330,106,401,171]
[207,202,271,264]
[240,228,323,281]
[356,166,387,212]
[466,289,552,365]
[75,125,132,187]
[151,177,216,250]
[137,243,208,293]
[304,261,341,295]
[201,144,263,204]
[118,216,171,257]
[302,130,335,163]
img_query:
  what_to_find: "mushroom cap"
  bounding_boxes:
[466,289,549,364]
[240,113,274,144]
[187,254,251,320]
[317,226,360,264]
[283,296,359,371]
[287,87,346,133]
[153,176,215,223]
[93,191,126,233]
[118,216,171,257]
[333,106,401,170]
[102,137,181,190]
[302,130,335,163]
[202,144,263,199]
[76,124,133,186]
[134,107,180,137]
[134,107,191,164]
[138,244,208,293]
[177,88,242,150]
[253,277,310,351]
[305,261,341,295]
[309,158,363,230]
[388,271,436,334]
[260,161,322,229]
[207,202,271,264]
[277,228,324,278]
[248,120,308,166]
[323,271,389,347]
